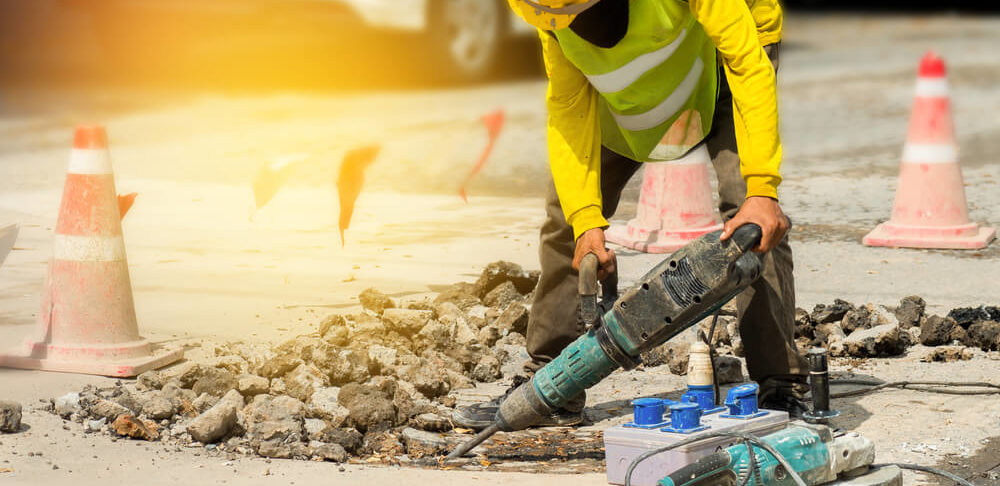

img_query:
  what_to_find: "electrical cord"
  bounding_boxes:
[623,431,807,486]
[873,463,976,486]
[830,379,1000,398]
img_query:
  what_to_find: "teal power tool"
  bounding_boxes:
[656,423,884,486]
[446,224,765,459]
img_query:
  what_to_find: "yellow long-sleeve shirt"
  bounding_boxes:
[542,0,784,240]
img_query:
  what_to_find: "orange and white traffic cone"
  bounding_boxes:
[863,52,996,249]
[0,125,182,377]
[606,145,723,253]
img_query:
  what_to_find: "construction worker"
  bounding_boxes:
[453,0,809,429]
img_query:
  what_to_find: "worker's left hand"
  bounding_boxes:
[720,196,789,253]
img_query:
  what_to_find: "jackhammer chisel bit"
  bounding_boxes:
[446,224,765,459]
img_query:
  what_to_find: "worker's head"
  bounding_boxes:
[506,0,603,31]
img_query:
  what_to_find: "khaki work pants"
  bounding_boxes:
[524,44,807,402]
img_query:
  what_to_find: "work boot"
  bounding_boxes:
[451,376,585,430]
[758,376,811,419]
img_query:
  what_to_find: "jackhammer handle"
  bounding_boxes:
[579,253,600,325]
[730,223,763,252]
[579,253,599,297]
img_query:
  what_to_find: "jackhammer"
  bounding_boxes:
[447,223,765,459]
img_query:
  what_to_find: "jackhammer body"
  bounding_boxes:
[447,224,764,458]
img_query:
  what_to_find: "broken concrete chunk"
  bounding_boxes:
[894,296,926,329]
[304,418,329,441]
[136,370,164,391]
[495,303,529,335]
[794,308,814,340]
[111,415,160,441]
[236,374,270,397]
[471,354,502,383]
[309,387,350,426]
[88,399,131,422]
[948,306,1000,329]
[53,393,81,419]
[160,362,204,389]
[811,299,854,325]
[366,345,398,375]
[0,401,22,433]
[322,348,371,386]
[192,368,238,398]
[473,261,538,297]
[309,440,348,462]
[432,282,481,311]
[142,392,177,421]
[323,427,363,453]
[920,315,960,346]
[283,363,330,402]
[382,308,433,336]
[338,382,399,432]
[483,280,521,310]
[192,393,220,414]
[256,354,302,380]
[359,288,395,315]
[921,345,975,362]
[964,321,1000,351]
[842,324,907,357]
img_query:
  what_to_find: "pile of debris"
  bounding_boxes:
[44,261,543,463]
[793,297,1000,361]
[40,260,1000,464]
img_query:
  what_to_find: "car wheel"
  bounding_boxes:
[427,0,504,83]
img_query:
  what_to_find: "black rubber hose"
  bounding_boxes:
[873,463,975,486]
[830,379,1000,398]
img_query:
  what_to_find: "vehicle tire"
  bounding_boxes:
[426,0,504,83]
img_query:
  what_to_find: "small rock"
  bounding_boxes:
[413,413,452,432]
[192,368,238,398]
[842,324,906,357]
[283,363,330,402]
[160,362,204,389]
[87,418,106,432]
[840,305,872,334]
[323,427,363,453]
[473,261,538,297]
[187,390,244,444]
[381,308,433,336]
[814,322,847,347]
[89,399,131,421]
[142,392,177,421]
[495,304,529,335]
[400,427,447,457]
[210,355,248,375]
[810,299,853,324]
[964,321,1000,351]
[192,393,220,414]
[413,320,451,353]
[308,441,348,462]
[432,282,481,311]
[471,354,502,382]
[236,374,270,398]
[338,382,399,432]
[712,356,745,384]
[894,296,926,329]
[920,315,960,346]
[309,387,350,427]
[948,306,1000,328]
[256,439,293,459]
[0,401,22,433]
[396,360,451,399]
[322,348,371,386]
[53,393,81,418]
[111,415,160,441]
[359,288,395,315]
[921,346,975,362]
[136,371,164,391]
[483,281,521,310]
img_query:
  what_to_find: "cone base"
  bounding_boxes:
[0,342,183,378]
[607,222,724,254]
[863,222,996,249]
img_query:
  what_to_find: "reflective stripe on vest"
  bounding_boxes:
[553,0,718,162]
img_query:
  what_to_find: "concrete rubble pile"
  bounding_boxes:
[40,261,1000,464]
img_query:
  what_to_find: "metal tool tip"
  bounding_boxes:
[445,423,499,460]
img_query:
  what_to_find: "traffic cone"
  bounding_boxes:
[863,52,996,249]
[0,125,182,377]
[606,145,723,253]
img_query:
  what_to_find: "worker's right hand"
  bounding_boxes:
[573,228,616,281]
